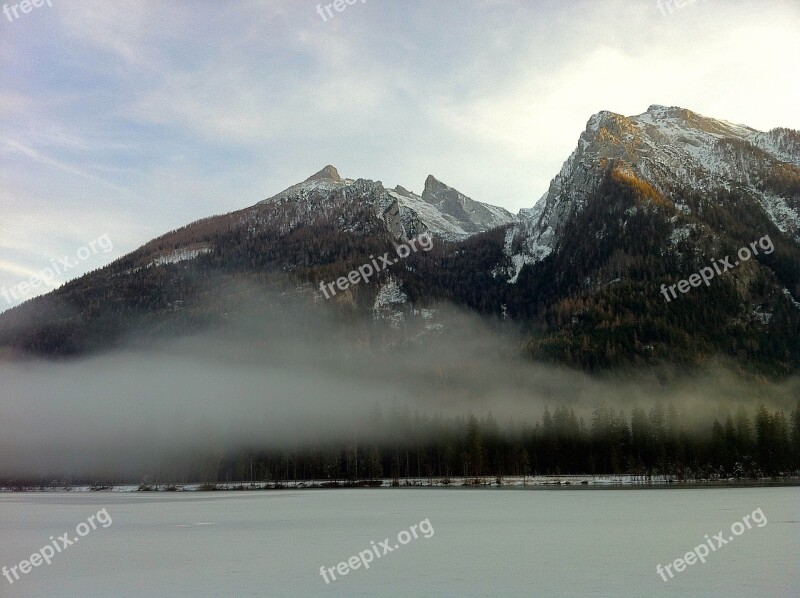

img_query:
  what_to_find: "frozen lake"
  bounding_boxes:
[0,487,797,596]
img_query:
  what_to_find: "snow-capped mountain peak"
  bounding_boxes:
[258,167,515,241]
[420,174,517,235]
[504,106,800,283]
[306,164,343,183]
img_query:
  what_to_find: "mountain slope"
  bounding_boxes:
[1,107,799,374]
[506,105,800,282]
[0,166,512,356]
[499,106,800,371]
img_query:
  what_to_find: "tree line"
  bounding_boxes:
[211,400,800,484]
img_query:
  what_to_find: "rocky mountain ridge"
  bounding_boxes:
[1,106,798,374]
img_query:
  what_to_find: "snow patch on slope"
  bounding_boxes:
[147,247,211,268]
[756,193,800,236]
[389,189,470,240]
[373,278,408,329]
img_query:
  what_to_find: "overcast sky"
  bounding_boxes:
[1,0,799,310]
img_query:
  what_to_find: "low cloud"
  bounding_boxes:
[0,287,797,481]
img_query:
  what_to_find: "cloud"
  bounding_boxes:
[1,0,799,306]
[1,288,796,481]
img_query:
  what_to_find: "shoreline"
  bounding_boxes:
[3,475,799,493]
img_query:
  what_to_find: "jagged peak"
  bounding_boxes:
[595,109,621,119]
[424,174,446,192]
[587,106,698,132]
[306,165,342,182]
[585,110,628,132]
[424,175,465,198]
[643,104,697,120]
[646,104,685,115]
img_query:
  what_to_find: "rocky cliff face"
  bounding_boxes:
[258,165,516,242]
[504,105,800,283]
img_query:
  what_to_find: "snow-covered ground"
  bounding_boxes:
[2,487,797,596]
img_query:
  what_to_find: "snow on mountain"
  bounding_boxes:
[259,165,354,205]
[372,278,408,328]
[505,105,800,282]
[257,165,516,241]
[148,247,211,268]
[388,186,470,241]
[420,175,517,235]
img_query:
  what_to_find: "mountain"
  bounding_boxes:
[257,165,516,241]
[506,105,799,281]
[500,105,800,371]
[419,175,517,236]
[1,106,799,374]
[0,166,515,356]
